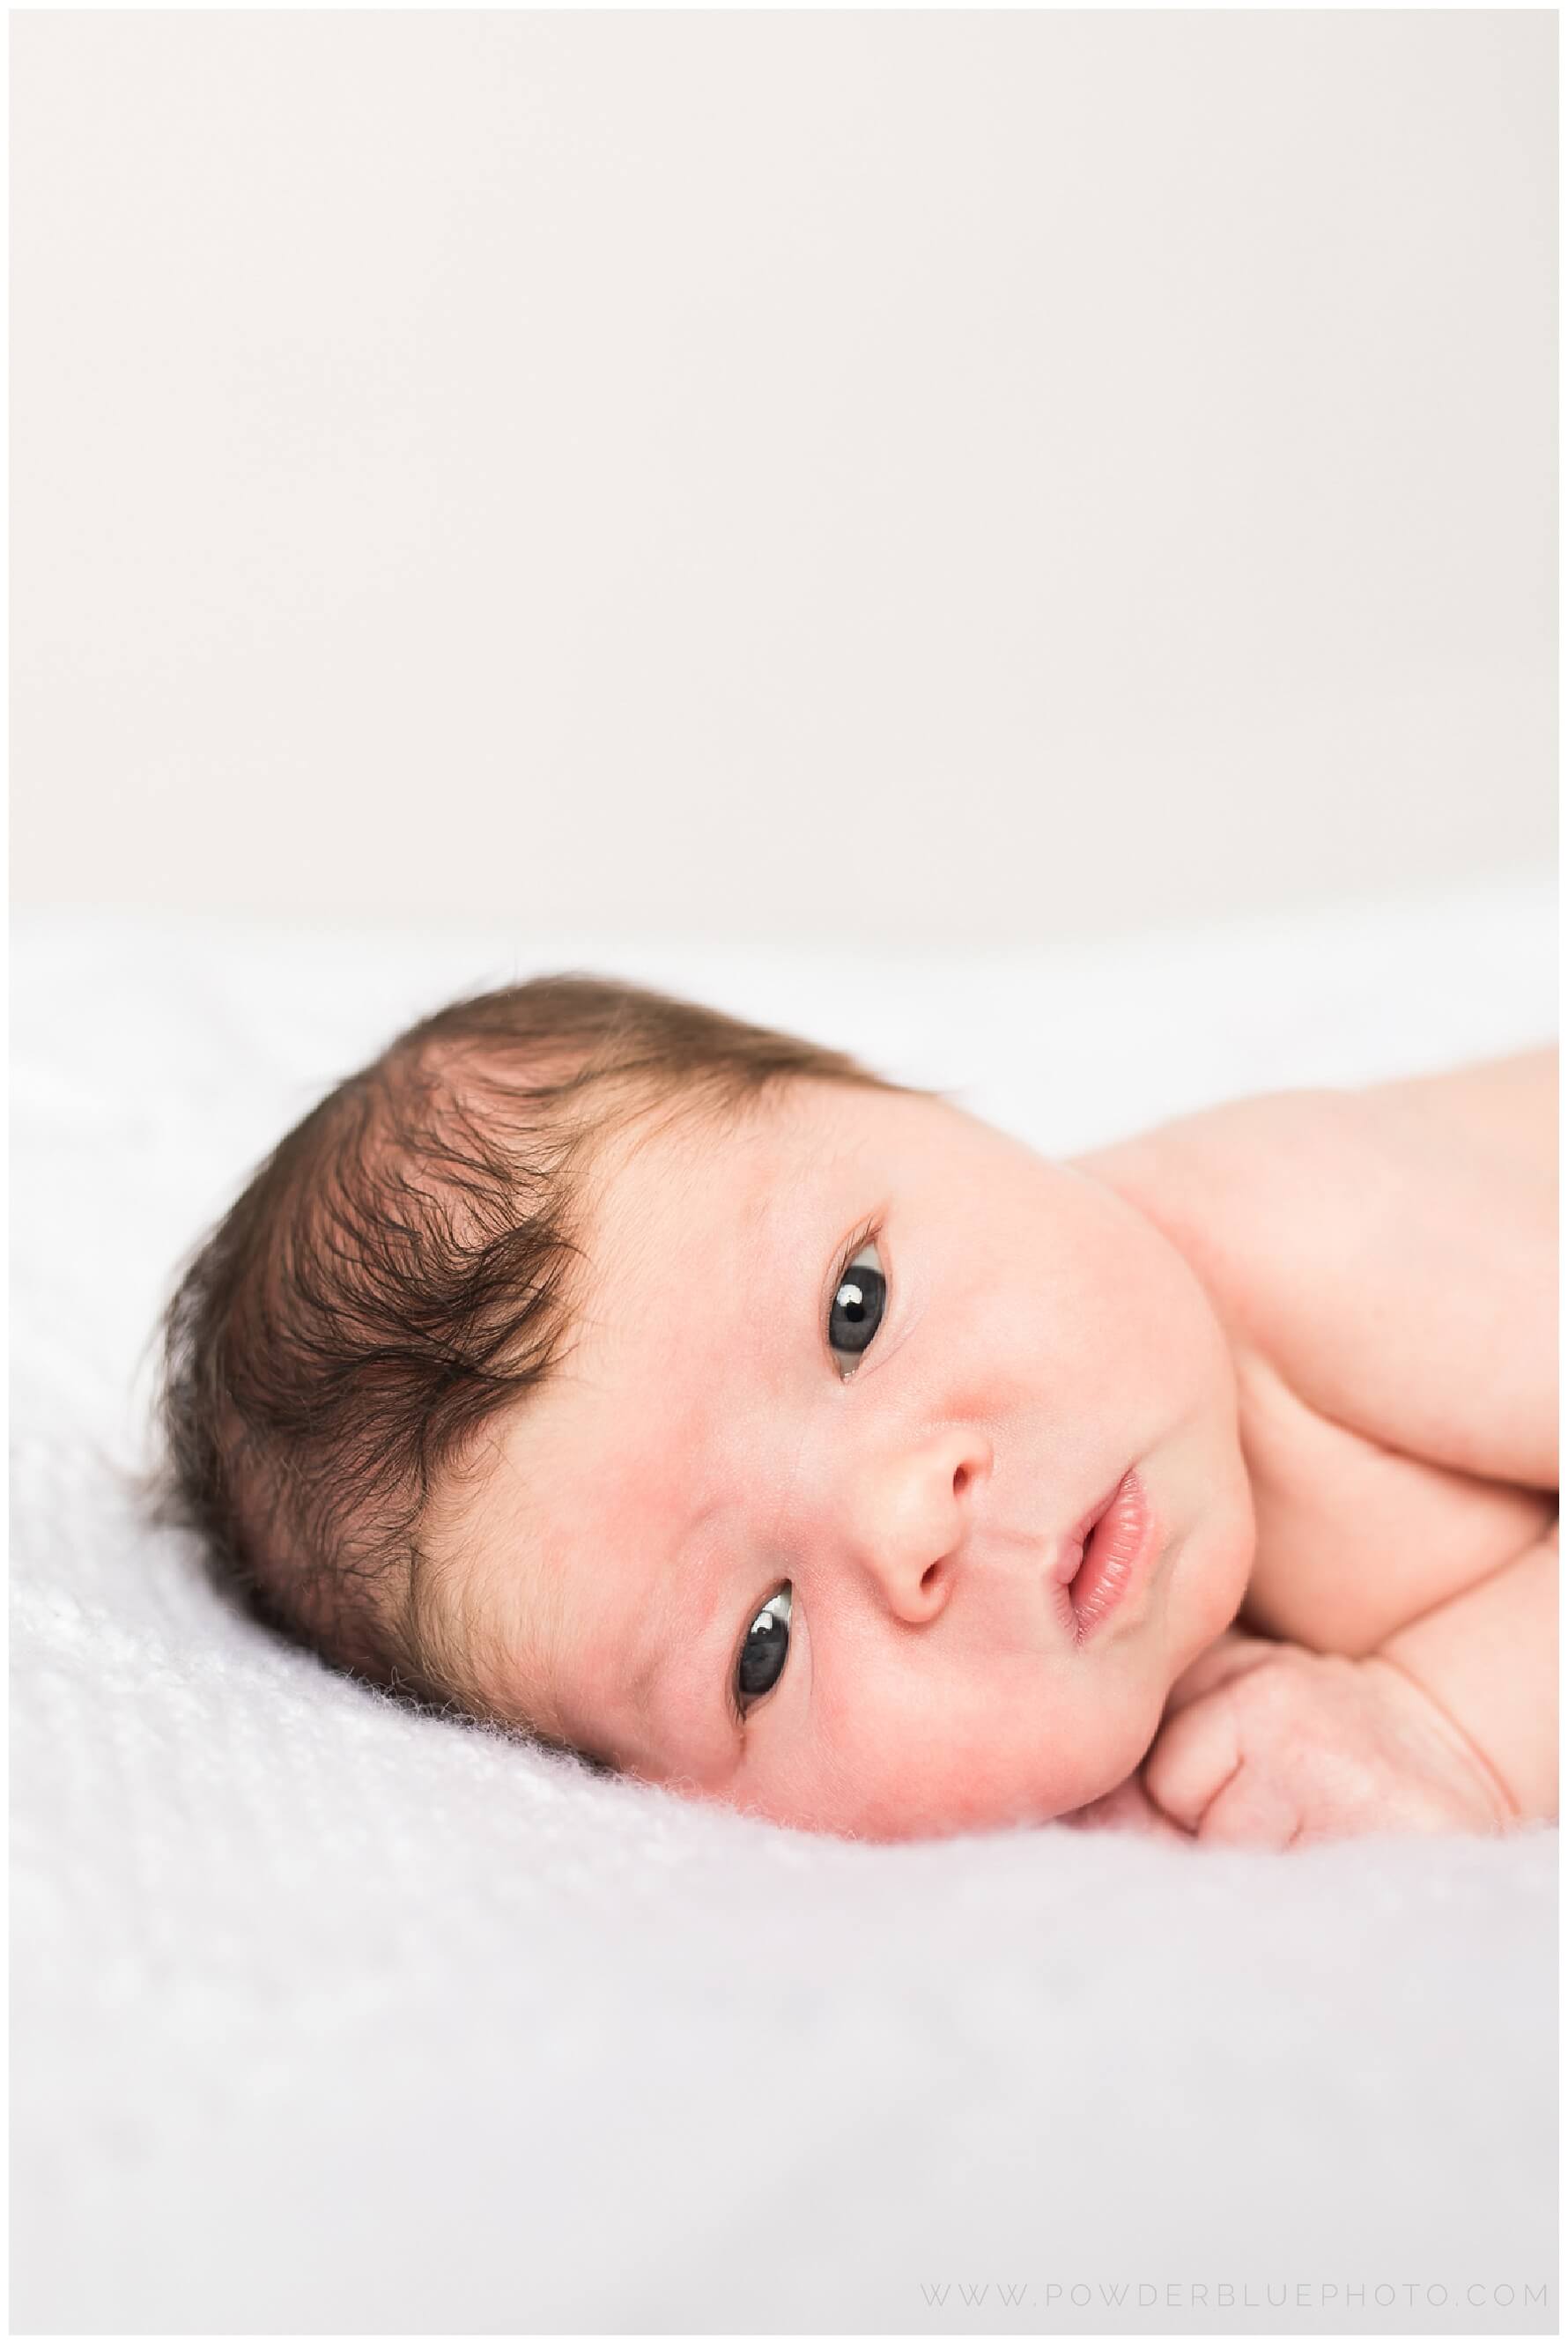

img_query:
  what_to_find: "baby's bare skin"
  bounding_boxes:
[1069,1047,1557,1844]
[431,1036,1554,1845]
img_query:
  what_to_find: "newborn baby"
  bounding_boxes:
[156,977,1558,1846]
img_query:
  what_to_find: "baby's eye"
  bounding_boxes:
[736,1585,792,1714]
[828,1241,887,1372]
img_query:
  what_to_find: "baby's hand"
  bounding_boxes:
[1136,1628,1517,1847]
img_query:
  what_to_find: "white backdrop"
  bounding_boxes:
[10,10,1556,948]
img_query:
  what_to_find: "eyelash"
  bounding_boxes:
[728,1216,886,1729]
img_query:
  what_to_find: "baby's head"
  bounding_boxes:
[159,975,1254,1842]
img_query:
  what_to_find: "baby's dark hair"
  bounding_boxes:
[154,972,902,1747]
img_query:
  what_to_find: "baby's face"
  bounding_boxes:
[442,1078,1255,1840]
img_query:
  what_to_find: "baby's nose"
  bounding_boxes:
[839,1428,990,1623]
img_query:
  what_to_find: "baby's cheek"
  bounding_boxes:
[1028,1648,1180,1817]
[1042,1707,1163,1819]
[767,1676,1157,1842]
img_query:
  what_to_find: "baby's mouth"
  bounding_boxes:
[1056,1475,1122,1586]
[1057,1468,1158,1642]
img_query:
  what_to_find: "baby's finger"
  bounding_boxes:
[1193,1765,1303,1850]
[1142,1689,1244,1834]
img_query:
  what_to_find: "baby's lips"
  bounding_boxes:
[1069,1468,1161,1642]
[1051,1471,1125,1586]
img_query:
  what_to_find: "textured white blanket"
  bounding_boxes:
[11,883,1557,2334]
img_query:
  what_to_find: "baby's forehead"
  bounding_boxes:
[576,1114,785,1327]
[579,1077,884,1288]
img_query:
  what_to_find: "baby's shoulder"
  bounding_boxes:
[1075,1053,1557,1496]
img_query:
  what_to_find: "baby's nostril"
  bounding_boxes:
[953,1463,970,1498]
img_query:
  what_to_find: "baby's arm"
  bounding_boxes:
[1368,1526,1558,1826]
[1095,1526,1557,1845]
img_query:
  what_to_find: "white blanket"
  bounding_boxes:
[11,882,1557,2334]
